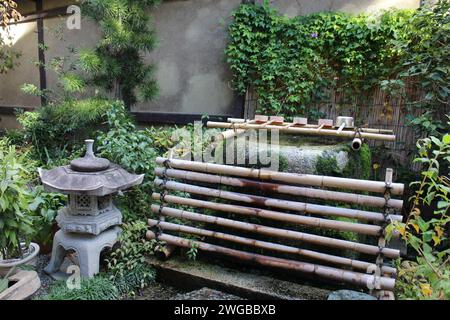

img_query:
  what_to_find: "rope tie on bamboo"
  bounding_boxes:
[381,181,394,232]
[154,159,171,239]
[354,127,363,140]
[373,172,393,290]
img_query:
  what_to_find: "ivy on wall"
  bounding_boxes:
[226,0,449,133]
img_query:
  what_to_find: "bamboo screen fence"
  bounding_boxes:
[242,84,426,171]
[148,157,404,296]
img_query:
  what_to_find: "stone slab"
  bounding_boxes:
[173,287,243,300]
[146,256,330,300]
[328,290,377,300]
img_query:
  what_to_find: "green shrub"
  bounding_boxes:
[112,263,156,297]
[387,131,450,300]
[38,276,119,300]
[315,143,371,180]
[0,145,36,259]
[97,101,158,221]
[28,186,66,248]
[105,221,157,296]
[79,0,160,108]
[17,98,113,166]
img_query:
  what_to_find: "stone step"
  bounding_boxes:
[146,256,331,300]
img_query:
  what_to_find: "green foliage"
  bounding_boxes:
[315,152,341,177]
[387,130,450,300]
[17,98,113,166]
[343,143,372,180]
[112,263,156,297]
[0,145,36,259]
[97,101,158,221]
[226,1,448,132]
[79,0,160,107]
[28,186,65,247]
[38,276,119,300]
[0,1,21,73]
[0,143,66,259]
[105,221,157,288]
[400,1,449,136]
[186,241,199,261]
[315,143,371,180]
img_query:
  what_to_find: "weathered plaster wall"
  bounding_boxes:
[258,0,419,16]
[0,0,421,129]
[134,0,242,116]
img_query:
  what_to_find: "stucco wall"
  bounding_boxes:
[258,0,419,16]
[0,0,421,129]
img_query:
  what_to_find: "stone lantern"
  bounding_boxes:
[39,139,144,278]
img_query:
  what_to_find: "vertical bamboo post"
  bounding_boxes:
[372,168,394,298]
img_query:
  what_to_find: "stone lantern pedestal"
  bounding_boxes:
[39,140,144,278]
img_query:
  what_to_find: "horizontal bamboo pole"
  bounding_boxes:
[150,205,400,259]
[212,129,246,142]
[146,231,395,291]
[207,121,396,142]
[155,157,404,195]
[152,190,381,236]
[148,219,396,275]
[154,167,403,214]
[227,118,394,134]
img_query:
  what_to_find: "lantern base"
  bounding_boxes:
[44,227,121,279]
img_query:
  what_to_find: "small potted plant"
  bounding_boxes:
[0,145,40,276]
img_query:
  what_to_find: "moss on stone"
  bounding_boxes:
[314,142,372,180]
[342,143,372,180]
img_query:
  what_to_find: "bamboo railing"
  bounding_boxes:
[206,121,396,142]
[155,157,404,195]
[148,158,404,294]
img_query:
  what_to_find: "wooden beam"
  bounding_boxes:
[7,7,69,25]
[36,0,46,106]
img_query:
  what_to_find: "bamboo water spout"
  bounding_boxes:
[206,121,396,142]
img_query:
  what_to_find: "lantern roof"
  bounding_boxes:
[38,140,144,196]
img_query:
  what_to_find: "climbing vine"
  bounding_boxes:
[226,0,449,132]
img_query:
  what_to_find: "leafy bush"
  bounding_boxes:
[226,2,411,118]
[387,131,450,300]
[0,145,36,259]
[38,276,119,300]
[77,0,160,108]
[112,263,156,297]
[97,101,158,221]
[105,221,157,295]
[400,1,449,136]
[28,186,66,248]
[17,98,113,167]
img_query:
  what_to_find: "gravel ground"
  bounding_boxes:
[173,288,244,300]
[30,254,55,299]
[32,253,188,300]
[133,282,187,300]
[31,254,244,300]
